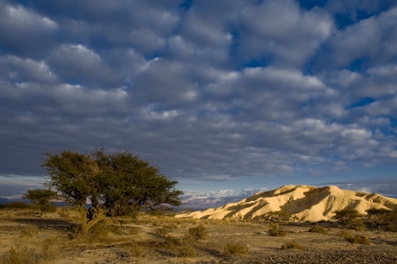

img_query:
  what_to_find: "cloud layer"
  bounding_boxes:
[0,0,396,196]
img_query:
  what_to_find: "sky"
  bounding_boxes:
[1,0,397,206]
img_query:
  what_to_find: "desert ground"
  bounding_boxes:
[0,206,396,264]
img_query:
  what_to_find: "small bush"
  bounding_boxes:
[179,246,197,258]
[281,240,306,250]
[308,225,329,234]
[348,219,366,231]
[20,225,39,238]
[185,224,208,241]
[156,226,171,236]
[5,202,35,210]
[268,223,287,237]
[165,235,183,248]
[384,222,395,232]
[40,239,59,262]
[338,230,370,245]
[1,245,39,264]
[129,242,144,258]
[334,209,362,226]
[223,242,249,256]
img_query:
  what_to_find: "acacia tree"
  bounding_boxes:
[93,149,183,217]
[334,208,362,226]
[22,189,57,216]
[43,150,103,234]
[42,149,183,234]
[366,208,394,230]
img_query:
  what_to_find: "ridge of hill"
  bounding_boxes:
[175,185,397,222]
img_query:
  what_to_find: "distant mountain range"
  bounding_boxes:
[179,196,245,211]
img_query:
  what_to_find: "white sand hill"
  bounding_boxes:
[176,185,397,222]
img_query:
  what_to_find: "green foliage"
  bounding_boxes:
[22,189,57,216]
[3,202,35,210]
[348,219,366,231]
[338,230,370,245]
[366,208,394,230]
[223,242,249,256]
[334,209,362,226]
[308,225,329,234]
[42,149,183,233]
[268,223,287,237]
[281,240,306,250]
[185,224,208,241]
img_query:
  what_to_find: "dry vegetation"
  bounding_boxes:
[0,205,397,264]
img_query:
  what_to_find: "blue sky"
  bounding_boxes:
[0,0,397,205]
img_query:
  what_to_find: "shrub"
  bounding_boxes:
[338,230,370,245]
[155,225,173,236]
[348,219,366,231]
[223,242,249,256]
[40,239,59,262]
[165,235,183,248]
[334,209,362,226]
[185,224,208,241]
[1,245,39,264]
[366,208,392,229]
[128,242,144,258]
[5,202,34,210]
[308,225,329,234]
[268,223,287,237]
[20,225,39,238]
[384,222,395,232]
[281,240,306,250]
[179,246,197,258]
[111,225,124,235]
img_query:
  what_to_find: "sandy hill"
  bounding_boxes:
[176,185,397,222]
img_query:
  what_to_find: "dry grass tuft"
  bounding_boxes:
[281,240,306,250]
[165,235,183,248]
[179,246,197,258]
[338,230,370,245]
[185,224,208,241]
[268,223,287,237]
[308,225,329,234]
[223,242,249,256]
[20,225,39,238]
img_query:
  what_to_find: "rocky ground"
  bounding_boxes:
[0,209,396,264]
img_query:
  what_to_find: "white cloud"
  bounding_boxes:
[0,55,56,83]
[237,0,334,67]
[4,4,57,30]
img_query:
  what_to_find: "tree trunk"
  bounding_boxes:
[79,206,107,234]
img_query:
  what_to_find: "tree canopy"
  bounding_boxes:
[42,149,183,233]
[22,189,57,216]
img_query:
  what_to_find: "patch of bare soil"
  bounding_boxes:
[0,211,396,264]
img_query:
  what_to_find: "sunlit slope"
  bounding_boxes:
[176,185,397,222]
